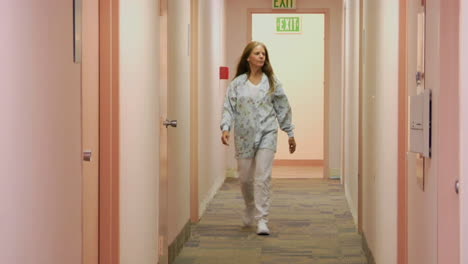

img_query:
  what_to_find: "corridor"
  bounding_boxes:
[173,178,367,264]
[2,0,467,264]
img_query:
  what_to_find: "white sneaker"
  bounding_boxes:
[256,220,270,235]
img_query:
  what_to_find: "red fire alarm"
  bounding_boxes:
[219,66,229,80]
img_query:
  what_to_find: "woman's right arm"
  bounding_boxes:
[220,83,236,145]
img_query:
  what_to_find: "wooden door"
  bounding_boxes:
[0,1,82,263]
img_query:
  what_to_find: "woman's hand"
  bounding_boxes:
[288,137,296,154]
[221,131,230,146]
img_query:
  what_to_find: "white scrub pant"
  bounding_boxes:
[237,149,275,223]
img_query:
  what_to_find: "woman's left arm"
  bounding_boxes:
[272,80,296,153]
[272,81,295,138]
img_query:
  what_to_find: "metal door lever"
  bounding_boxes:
[163,119,177,128]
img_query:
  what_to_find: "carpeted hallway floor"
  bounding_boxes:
[173,178,368,264]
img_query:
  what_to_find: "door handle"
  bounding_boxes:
[455,180,460,194]
[163,119,177,128]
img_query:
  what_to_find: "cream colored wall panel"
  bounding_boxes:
[361,0,399,263]
[343,0,359,225]
[119,0,160,263]
[198,0,228,217]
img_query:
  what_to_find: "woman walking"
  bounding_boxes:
[220,41,296,235]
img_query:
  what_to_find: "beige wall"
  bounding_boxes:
[167,0,191,243]
[252,13,325,160]
[0,1,82,263]
[119,0,160,263]
[226,0,343,174]
[361,0,399,263]
[342,0,359,224]
[198,0,229,216]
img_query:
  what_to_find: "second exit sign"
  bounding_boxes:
[276,17,301,33]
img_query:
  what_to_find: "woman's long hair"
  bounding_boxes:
[235,41,276,93]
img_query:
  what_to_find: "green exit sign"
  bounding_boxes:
[272,0,296,9]
[276,17,301,33]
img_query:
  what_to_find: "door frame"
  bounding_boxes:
[99,0,120,263]
[82,0,100,263]
[358,0,364,235]
[460,1,468,261]
[340,0,346,186]
[190,0,200,223]
[397,0,408,263]
[159,0,169,263]
[247,8,330,178]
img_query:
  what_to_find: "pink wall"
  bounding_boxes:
[407,1,461,264]
[0,1,82,263]
[437,1,460,263]
[406,1,438,263]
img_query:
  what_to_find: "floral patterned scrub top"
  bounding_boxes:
[220,73,295,159]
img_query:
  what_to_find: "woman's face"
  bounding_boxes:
[247,45,266,69]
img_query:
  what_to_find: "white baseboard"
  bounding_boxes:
[345,187,358,226]
[198,174,226,217]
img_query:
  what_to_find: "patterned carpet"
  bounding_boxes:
[173,178,367,264]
